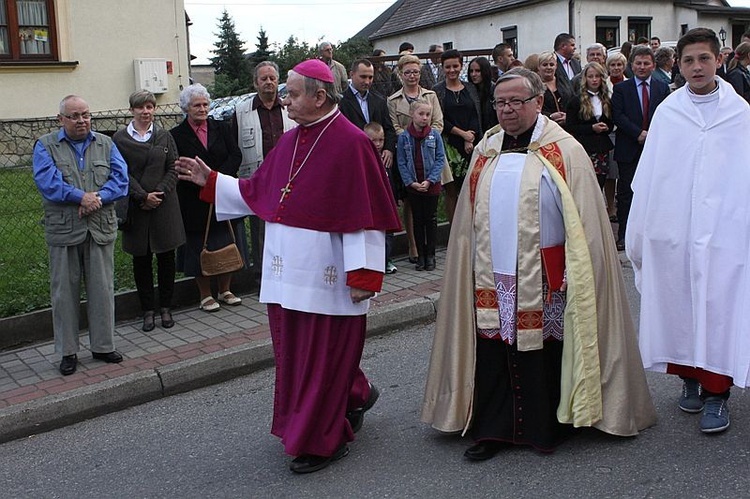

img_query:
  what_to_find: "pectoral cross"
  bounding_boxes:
[279,182,292,202]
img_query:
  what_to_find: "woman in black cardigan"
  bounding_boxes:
[113,90,185,331]
[171,84,244,312]
[565,62,614,188]
[433,49,482,222]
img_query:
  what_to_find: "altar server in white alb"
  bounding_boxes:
[626,27,750,434]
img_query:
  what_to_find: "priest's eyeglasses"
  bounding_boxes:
[61,112,92,121]
[491,96,536,110]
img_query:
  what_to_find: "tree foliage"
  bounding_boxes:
[273,35,316,80]
[205,13,374,94]
[209,9,249,97]
[333,37,374,74]
[251,27,273,64]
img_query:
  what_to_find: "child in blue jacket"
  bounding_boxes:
[397,99,445,271]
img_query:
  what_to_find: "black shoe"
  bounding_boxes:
[408,256,419,264]
[142,311,155,332]
[92,351,123,363]
[464,441,507,461]
[289,444,349,474]
[346,383,380,433]
[424,257,436,271]
[59,354,77,376]
[160,308,174,329]
[616,239,626,252]
[416,256,425,271]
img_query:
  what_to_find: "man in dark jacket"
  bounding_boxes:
[612,45,670,250]
[339,58,399,273]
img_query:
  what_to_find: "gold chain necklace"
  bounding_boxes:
[279,112,339,202]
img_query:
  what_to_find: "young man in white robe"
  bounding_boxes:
[626,28,750,434]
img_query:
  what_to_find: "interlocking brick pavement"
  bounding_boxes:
[0,251,445,415]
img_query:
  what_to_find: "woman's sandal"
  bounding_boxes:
[142,311,155,332]
[200,296,220,312]
[218,291,242,306]
[160,307,175,328]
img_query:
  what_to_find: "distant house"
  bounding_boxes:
[190,64,216,88]
[0,0,191,120]
[361,0,750,59]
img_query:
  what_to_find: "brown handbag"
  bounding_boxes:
[200,204,244,277]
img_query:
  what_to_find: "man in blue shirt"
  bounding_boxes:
[33,95,129,375]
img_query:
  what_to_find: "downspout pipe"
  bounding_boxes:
[569,0,575,36]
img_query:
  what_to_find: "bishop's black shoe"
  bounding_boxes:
[289,444,349,474]
[346,383,380,433]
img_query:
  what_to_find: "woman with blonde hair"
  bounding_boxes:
[537,51,569,125]
[565,62,614,188]
[603,52,628,221]
[606,52,628,89]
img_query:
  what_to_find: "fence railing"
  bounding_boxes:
[0,104,185,319]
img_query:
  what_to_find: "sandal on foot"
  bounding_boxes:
[160,307,174,328]
[200,296,220,312]
[218,291,242,306]
[142,311,155,332]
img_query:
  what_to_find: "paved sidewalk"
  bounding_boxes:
[0,252,444,443]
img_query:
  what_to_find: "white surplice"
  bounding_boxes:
[214,173,384,316]
[626,78,750,387]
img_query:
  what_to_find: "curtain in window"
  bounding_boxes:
[0,0,8,55]
[17,0,49,55]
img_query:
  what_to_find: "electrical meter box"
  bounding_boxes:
[134,58,169,94]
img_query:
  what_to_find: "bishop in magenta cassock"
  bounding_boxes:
[176,59,401,474]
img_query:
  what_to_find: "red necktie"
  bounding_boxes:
[641,81,650,130]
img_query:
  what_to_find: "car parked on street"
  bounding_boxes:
[208,92,254,121]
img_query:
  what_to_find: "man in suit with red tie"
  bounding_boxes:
[612,45,670,251]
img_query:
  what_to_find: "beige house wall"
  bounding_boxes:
[0,0,190,119]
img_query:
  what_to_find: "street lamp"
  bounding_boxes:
[719,26,727,47]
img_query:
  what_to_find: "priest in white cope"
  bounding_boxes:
[626,28,750,435]
[176,59,401,474]
[421,68,655,462]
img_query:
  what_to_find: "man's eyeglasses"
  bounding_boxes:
[402,70,420,76]
[61,113,92,121]
[491,96,537,110]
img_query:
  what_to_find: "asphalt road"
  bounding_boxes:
[1,264,749,498]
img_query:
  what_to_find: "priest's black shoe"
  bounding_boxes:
[289,444,349,474]
[92,351,123,363]
[464,441,507,461]
[616,239,626,251]
[346,383,380,433]
[59,354,77,376]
